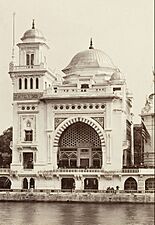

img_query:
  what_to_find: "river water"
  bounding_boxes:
[0,202,154,225]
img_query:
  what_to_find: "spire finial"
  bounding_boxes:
[32,19,35,29]
[89,38,94,49]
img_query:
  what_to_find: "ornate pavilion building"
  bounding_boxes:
[1,22,154,191]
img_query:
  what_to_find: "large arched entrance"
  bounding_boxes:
[58,122,102,169]
[0,176,11,189]
[124,177,137,191]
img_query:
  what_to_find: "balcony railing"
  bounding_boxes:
[9,64,55,74]
[42,87,121,98]
[122,168,139,173]
[38,168,122,177]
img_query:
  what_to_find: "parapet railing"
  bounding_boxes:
[0,168,153,176]
[38,168,122,175]
[43,87,121,98]
[11,64,45,71]
[0,189,154,193]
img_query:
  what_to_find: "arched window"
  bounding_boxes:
[124,177,137,191]
[30,178,35,189]
[145,178,155,190]
[30,78,33,89]
[19,78,22,89]
[23,178,28,189]
[36,78,39,89]
[24,78,27,89]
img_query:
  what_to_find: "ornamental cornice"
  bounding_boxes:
[17,145,38,151]
[13,73,43,78]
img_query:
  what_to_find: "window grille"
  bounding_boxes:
[59,122,101,148]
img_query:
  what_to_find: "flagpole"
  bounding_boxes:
[12,12,16,62]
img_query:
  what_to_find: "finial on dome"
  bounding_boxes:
[89,38,94,49]
[32,19,35,29]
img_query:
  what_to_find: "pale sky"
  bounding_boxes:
[0,0,154,134]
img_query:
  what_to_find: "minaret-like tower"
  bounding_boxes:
[140,72,155,167]
[9,21,57,176]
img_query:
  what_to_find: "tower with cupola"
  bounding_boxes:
[140,73,155,167]
[9,21,57,185]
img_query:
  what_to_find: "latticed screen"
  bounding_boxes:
[59,122,101,148]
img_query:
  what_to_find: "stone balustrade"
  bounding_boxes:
[43,87,121,98]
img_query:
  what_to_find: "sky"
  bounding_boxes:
[0,0,154,134]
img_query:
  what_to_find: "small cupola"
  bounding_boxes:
[21,20,46,43]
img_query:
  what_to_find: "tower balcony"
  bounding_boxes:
[9,63,55,75]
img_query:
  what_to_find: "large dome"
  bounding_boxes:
[62,48,116,74]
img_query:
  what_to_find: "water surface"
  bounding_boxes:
[0,202,154,225]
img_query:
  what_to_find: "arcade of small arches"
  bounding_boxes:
[19,77,39,90]
[0,176,154,191]
[0,177,35,190]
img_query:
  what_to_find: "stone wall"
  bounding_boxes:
[0,192,153,203]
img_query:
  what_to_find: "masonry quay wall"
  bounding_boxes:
[0,192,154,203]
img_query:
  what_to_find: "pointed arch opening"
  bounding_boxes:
[0,176,11,189]
[30,178,35,189]
[23,178,28,189]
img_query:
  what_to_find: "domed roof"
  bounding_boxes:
[21,20,46,42]
[62,40,116,74]
[141,93,154,114]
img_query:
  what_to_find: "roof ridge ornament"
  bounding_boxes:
[32,19,35,29]
[89,38,94,49]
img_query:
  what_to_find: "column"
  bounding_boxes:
[105,131,111,164]
[53,146,58,169]
[47,132,52,164]
[101,146,106,169]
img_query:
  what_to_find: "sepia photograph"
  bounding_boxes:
[0,0,154,224]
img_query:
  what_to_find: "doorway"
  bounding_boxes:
[80,158,89,168]
[61,178,75,190]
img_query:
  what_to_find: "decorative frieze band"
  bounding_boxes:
[14,92,43,101]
